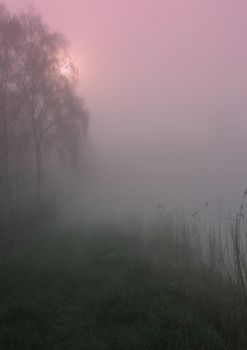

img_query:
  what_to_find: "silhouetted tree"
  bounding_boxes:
[0,5,23,219]
[0,4,88,226]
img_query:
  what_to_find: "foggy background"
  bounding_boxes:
[7,0,247,222]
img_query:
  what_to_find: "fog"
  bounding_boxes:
[7,0,247,222]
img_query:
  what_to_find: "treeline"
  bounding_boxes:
[0,4,88,229]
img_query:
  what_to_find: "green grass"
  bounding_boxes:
[0,227,223,349]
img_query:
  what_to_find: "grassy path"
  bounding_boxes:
[0,229,223,349]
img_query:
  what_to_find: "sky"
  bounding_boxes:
[6,0,247,219]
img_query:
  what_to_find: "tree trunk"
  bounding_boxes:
[35,143,42,208]
[2,111,12,219]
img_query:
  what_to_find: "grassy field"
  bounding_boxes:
[0,227,224,349]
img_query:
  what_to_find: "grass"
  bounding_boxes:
[143,196,247,350]
[0,226,223,350]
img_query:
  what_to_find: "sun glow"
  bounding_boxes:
[60,62,72,78]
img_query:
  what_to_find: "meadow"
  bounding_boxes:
[2,194,247,349]
[0,225,224,350]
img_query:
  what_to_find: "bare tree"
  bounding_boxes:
[0,5,23,219]
[0,4,88,226]
[18,9,88,206]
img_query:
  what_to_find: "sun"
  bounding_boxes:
[60,62,72,78]
[59,55,79,82]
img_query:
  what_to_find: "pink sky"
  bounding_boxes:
[6,0,247,214]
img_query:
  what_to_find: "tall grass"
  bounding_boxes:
[142,192,247,349]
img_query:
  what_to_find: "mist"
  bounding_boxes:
[6,0,247,223]
[2,2,247,349]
